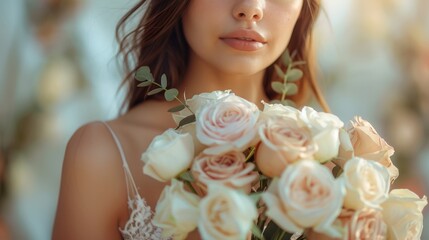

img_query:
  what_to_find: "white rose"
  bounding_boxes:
[199,184,257,240]
[196,94,260,155]
[262,160,345,238]
[152,179,200,240]
[382,189,427,240]
[142,129,194,182]
[341,157,390,210]
[300,106,344,162]
[172,90,232,125]
[260,101,301,120]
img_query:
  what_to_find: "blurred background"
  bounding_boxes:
[0,0,428,239]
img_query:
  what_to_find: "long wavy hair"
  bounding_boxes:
[116,0,329,112]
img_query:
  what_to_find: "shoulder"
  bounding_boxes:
[53,121,126,239]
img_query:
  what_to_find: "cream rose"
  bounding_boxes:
[300,106,344,162]
[381,189,427,240]
[342,116,399,182]
[338,208,387,240]
[262,160,345,238]
[307,208,387,240]
[255,117,317,177]
[172,90,232,125]
[260,101,301,120]
[142,129,194,182]
[341,157,390,210]
[152,179,200,240]
[196,94,259,155]
[191,151,258,194]
[198,184,257,240]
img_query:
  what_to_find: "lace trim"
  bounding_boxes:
[102,122,171,240]
[119,195,169,240]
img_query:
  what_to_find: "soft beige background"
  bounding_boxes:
[0,0,428,239]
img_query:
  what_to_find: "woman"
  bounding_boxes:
[52,0,328,239]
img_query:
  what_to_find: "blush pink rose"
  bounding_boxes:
[191,151,258,194]
[196,94,259,155]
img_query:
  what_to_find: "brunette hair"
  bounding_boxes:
[116,0,330,112]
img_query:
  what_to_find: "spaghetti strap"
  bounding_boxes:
[102,122,141,201]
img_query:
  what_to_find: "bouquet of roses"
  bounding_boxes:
[135,59,427,240]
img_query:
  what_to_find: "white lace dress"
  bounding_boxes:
[104,122,171,240]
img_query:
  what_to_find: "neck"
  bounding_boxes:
[179,58,269,109]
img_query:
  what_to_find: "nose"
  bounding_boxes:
[233,0,264,22]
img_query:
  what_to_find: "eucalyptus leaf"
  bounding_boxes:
[179,171,195,182]
[285,83,298,96]
[271,81,285,94]
[147,88,163,96]
[332,165,343,178]
[135,66,154,82]
[161,74,167,89]
[291,60,306,67]
[274,65,284,78]
[164,88,179,101]
[281,99,296,107]
[281,51,291,66]
[168,104,186,113]
[137,81,152,87]
[286,69,303,82]
[270,100,282,104]
[251,224,265,240]
[249,193,263,206]
[177,114,196,129]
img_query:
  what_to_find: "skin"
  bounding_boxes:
[52,0,304,239]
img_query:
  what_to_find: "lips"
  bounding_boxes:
[220,29,267,51]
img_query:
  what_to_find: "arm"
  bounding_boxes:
[52,122,126,240]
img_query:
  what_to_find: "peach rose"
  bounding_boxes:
[255,117,317,177]
[382,189,427,240]
[191,151,258,194]
[341,157,390,210]
[337,116,399,183]
[196,94,259,155]
[198,184,257,240]
[152,179,200,240]
[262,160,345,238]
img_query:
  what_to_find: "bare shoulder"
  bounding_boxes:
[52,121,126,240]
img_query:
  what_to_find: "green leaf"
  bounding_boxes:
[271,81,285,94]
[285,83,298,96]
[249,193,263,203]
[286,69,303,82]
[281,51,291,66]
[137,81,152,87]
[179,171,195,182]
[281,99,296,107]
[270,100,281,104]
[291,60,306,67]
[274,65,284,78]
[147,88,163,96]
[164,88,179,101]
[168,104,186,113]
[135,66,154,82]
[251,224,265,240]
[177,114,196,129]
[161,74,167,89]
[332,165,343,178]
